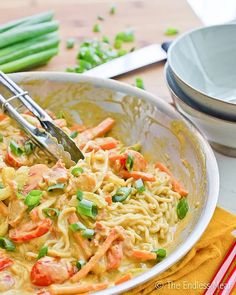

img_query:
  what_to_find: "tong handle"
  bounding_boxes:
[0,71,52,122]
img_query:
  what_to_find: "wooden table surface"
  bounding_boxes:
[0,0,201,103]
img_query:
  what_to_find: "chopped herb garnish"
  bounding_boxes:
[177,198,189,219]
[135,179,145,193]
[97,15,104,21]
[37,246,48,259]
[72,167,84,177]
[125,154,134,172]
[70,221,86,232]
[24,190,43,210]
[24,140,35,155]
[70,131,79,139]
[152,248,166,262]
[47,183,65,192]
[93,24,101,33]
[115,29,135,42]
[9,140,23,156]
[66,38,75,49]
[0,237,15,251]
[77,199,98,218]
[112,187,132,202]
[43,208,60,219]
[135,77,145,89]
[102,35,110,43]
[0,133,3,143]
[114,39,122,49]
[110,4,116,15]
[76,259,86,270]
[82,228,95,238]
[76,189,83,201]
[165,27,179,36]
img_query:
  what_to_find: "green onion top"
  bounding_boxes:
[0,237,15,251]
[177,198,189,220]
[114,39,122,50]
[70,221,87,232]
[43,208,60,219]
[93,24,101,33]
[9,140,23,156]
[24,190,43,210]
[0,133,3,143]
[135,77,145,89]
[70,131,79,139]
[112,187,132,202]
[77,199,98,218]
[110,5,116,15]
[152,248,166,262]
[0,183,4,189]
[165,27,179,36]
[76,190,83,201]
[47,183,65,192]
[115,30,134,42]
[24,140,35,155]
[76,259,86,270]
[71,167,84,177]
[135,179,145,193]
[102,35,110,43]
[66,38,75,49]
[37,246,48,260]
[56,111,65,119]
[125,154,134,172]
[82,228,95,238]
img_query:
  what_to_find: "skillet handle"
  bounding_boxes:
[161,41,172,53]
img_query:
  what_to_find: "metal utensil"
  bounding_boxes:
[0,71,84,167]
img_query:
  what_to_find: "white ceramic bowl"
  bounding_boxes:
[168,24,236,120]
[165,64,236,156]
[3,72,219,295]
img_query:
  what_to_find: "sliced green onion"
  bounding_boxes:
[37,246,48,259]
[114,39,122,49]
[9,140,24,156]
[0,237,15,251]
[24,140,35,155]
[0,183,4,189]
[118,49,127,56]
[56,110,65,119]
[82,228,95,238]
[71,167,84,177]
[165,27,178,36]
[125,154,134,172]
[24,190,43,210]
[112,187,132,202]
[97,15,104,21]
[152,248,166,262]
[76,190,83,201]
[135,77,145,89]
[77,199,98,218]
[66,38,75,49]
[115,29,134,42]
[135,179,145,193]
[70,130,79,139]
[47,183,65,192]
[16,191,24,199]
[177,198,189,220]
[0,133,3,143]
[76,259,86,270]
[93,24,101,33]
[43,208,60,219]
[129,142,141,152]
[102,35,110,43]
[70,221,86,232]
[110,5,116,15]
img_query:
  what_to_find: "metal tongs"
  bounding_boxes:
[0,71,84,167]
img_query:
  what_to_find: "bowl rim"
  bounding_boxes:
[168,23,236,108]
[9,71,219,295]
[164,63,236,125]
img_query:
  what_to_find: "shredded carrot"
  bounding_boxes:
[99,140,118,150]
[105,195,112,205]
[155,162,188,197]
[71,228,124,282]
[119,170,156,182]
[115,273,132,285]
[0,114,7,121]
[109,154,125,162]
[49,282,108,295]
[70,124,87,132]
[130,250,156,261]
[68,213,92,259]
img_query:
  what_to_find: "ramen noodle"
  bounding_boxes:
[0,110,188,294]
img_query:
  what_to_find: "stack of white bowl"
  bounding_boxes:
[165,24,236,156]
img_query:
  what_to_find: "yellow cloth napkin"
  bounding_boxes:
[124,207,236,295]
